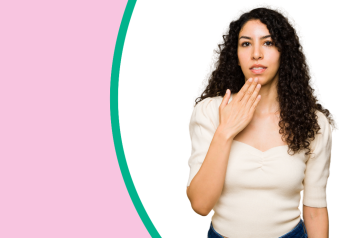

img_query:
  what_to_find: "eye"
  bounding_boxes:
[241,42,250,47]
[265,41,274,46]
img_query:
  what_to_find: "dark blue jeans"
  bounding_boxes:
[208,218,308,238]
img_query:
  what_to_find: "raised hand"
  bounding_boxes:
[218,77,261,140]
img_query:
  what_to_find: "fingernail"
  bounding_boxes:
[249,78,253,82]
[226,89,229,94]
[254,78,258,82]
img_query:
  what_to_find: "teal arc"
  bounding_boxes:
[110,0,162,237]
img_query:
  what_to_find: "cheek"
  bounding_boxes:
[238,54,251,69]
[272,53,280,66]
[266,54,280,69]
[274,56,280,66]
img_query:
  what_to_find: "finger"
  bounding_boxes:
[246,83,261,109]
[241,77,259,105]
[236,78,253,102]
[249,94,261,115]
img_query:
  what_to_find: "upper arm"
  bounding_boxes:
[186,98,218,187]
[302,111,332,208]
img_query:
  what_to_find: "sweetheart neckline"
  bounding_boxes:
[232,140,288,153]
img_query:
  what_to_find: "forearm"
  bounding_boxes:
[187,126,233,216]
[303,205,329,238]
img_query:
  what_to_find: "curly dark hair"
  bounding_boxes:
[194,7,336,156]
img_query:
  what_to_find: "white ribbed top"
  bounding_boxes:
[187,96,332,238]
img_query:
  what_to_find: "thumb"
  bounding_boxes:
[219,89,230,125]
[223,89,230,106]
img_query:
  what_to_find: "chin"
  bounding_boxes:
[247,75,275,85]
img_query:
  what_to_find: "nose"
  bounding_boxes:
[252,44,263,60]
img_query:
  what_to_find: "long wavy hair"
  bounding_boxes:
[195,7,336,156]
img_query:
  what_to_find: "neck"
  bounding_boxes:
[254,75,280,116]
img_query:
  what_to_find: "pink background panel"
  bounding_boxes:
[0,0,150,237]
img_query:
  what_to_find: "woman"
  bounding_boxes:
[186,7,335,238]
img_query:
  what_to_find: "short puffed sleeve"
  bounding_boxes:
[303,111,332,207]
[186,97,218,187]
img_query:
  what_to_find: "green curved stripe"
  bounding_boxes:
[110,1,161,237]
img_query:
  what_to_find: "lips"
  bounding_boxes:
[249,64,267,74]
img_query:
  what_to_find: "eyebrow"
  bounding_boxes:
[238,35,271,40]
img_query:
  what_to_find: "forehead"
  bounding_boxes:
[239,20,270,37]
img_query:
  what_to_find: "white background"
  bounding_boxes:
[119,1,356,237]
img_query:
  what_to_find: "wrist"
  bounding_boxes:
[216,125,235,142]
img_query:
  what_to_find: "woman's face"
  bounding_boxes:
[237,19,280,85]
